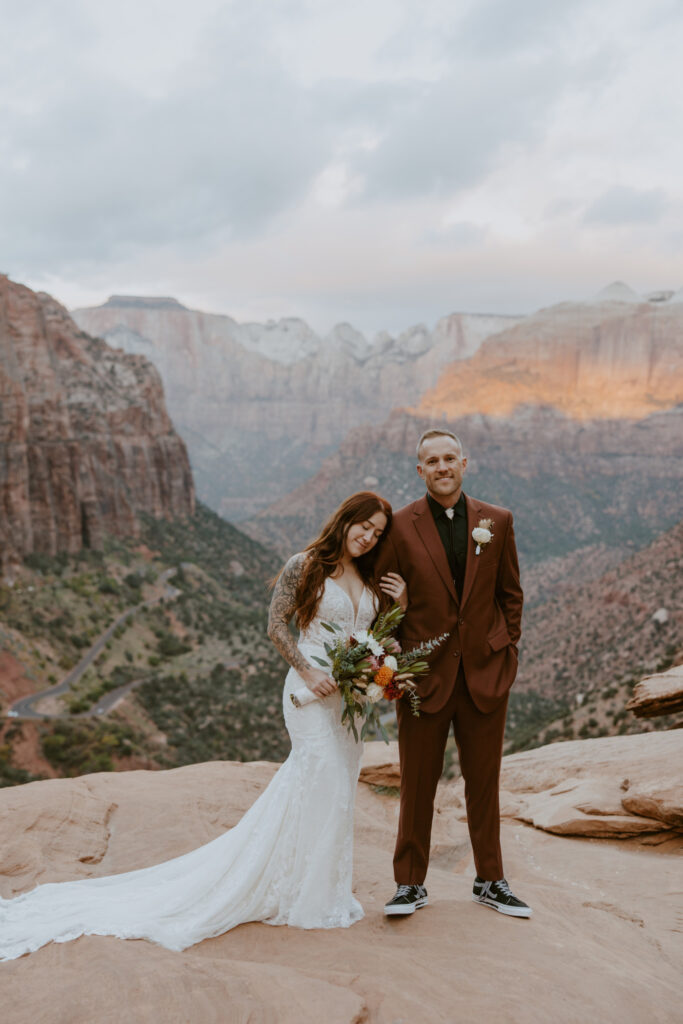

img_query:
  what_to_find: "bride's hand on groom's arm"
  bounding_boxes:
[302,667,338,697]
[379,572,408,611]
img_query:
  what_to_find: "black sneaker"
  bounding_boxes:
[472,877,532,918]
[384,884,428,916]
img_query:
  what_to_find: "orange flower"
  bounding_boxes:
[374,664,394,688]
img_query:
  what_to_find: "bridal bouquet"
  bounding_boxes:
[290,603,448,743]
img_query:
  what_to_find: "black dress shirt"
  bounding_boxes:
[427,490,468,599]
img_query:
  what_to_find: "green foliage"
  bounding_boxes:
[0,735,43,788]
[40,720,142,776]
[98,577,120,595]
[24,551,69,575]
[504,689,569,753]
[138,503,280,603]
[157,633,191,658]
[370,785,400,797]
[4,502,292,785]
[136,660,290,765]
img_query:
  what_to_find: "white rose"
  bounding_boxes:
[383,655,398,672]
[367,637,384,657]
[352,629,369,644]
[366,683,384,703]
[472,527,492,545]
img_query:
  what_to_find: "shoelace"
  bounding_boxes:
[494,878,513,898]
[395,884,415,898]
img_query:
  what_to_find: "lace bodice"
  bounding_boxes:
[298,577,377,654]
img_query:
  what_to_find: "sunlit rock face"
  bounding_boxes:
[418,292,683,421]
[0,277,194,575]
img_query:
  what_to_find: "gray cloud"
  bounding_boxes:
[354,54,567,201]
[584,185,668,225]
[423,221,488,247]
[0,4,335,275]
[1,0,682,332]
[456,0,590,55]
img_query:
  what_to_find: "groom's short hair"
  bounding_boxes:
[416,429,463,459]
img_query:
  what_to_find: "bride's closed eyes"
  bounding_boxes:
[361,521,385,539]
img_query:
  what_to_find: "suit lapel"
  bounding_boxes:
[411,496,459,604]
[460,494,483,610]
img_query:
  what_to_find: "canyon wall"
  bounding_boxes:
[73,289,683,524]
[73,297,517,517]
[0,277,194,576]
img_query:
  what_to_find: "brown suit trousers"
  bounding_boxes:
[394,666,507,884]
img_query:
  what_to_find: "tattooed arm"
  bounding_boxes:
[267,553,337,697]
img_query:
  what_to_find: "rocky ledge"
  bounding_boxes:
[626,664,683,719]
[362,731,682,837]
[1,732,681,1023]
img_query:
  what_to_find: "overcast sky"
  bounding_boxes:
[2,0,682,334]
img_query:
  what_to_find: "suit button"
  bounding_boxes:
[453,650,460,658]
[458,618,464,626]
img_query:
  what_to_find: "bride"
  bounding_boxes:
[0,491,407,960]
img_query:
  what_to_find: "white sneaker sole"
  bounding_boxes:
[472,895,532,918]
[384,897,429,916]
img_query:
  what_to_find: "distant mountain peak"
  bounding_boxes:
[591,281,642,304]
[103,296,188,311]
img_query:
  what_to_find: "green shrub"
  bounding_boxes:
[98,578,119,595]
[158,634,191,658]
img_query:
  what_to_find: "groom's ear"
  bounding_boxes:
[416,462,425,480]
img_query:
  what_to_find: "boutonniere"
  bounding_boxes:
[472,518,494,556]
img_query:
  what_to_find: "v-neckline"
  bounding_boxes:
[328,576,366,627]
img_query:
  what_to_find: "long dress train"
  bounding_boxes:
[0,578,374,960]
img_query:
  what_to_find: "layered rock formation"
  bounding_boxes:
[418,290,683,421]
[492,730,682,836]
[0,277,194,576]
[626,664,683,719]
[1,738,681,1022]
[73,296,517,517]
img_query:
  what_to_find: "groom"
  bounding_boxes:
[377,429,531,918]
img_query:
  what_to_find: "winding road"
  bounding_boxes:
[7,568,181,721]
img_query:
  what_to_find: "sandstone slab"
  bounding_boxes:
[513,777,673,837]
[490,731,683,837]
[626,664,683,718]
[359,739,400,787]
[1,738,681,1023]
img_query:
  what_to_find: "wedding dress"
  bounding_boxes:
[0,578,375,960]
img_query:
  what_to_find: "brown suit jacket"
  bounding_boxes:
[376,493,523,714]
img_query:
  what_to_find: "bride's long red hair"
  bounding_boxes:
[291,491,393,630]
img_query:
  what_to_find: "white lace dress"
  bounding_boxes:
[0,579,375,960]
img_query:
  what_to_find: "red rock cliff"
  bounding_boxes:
[0,277,194,574]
